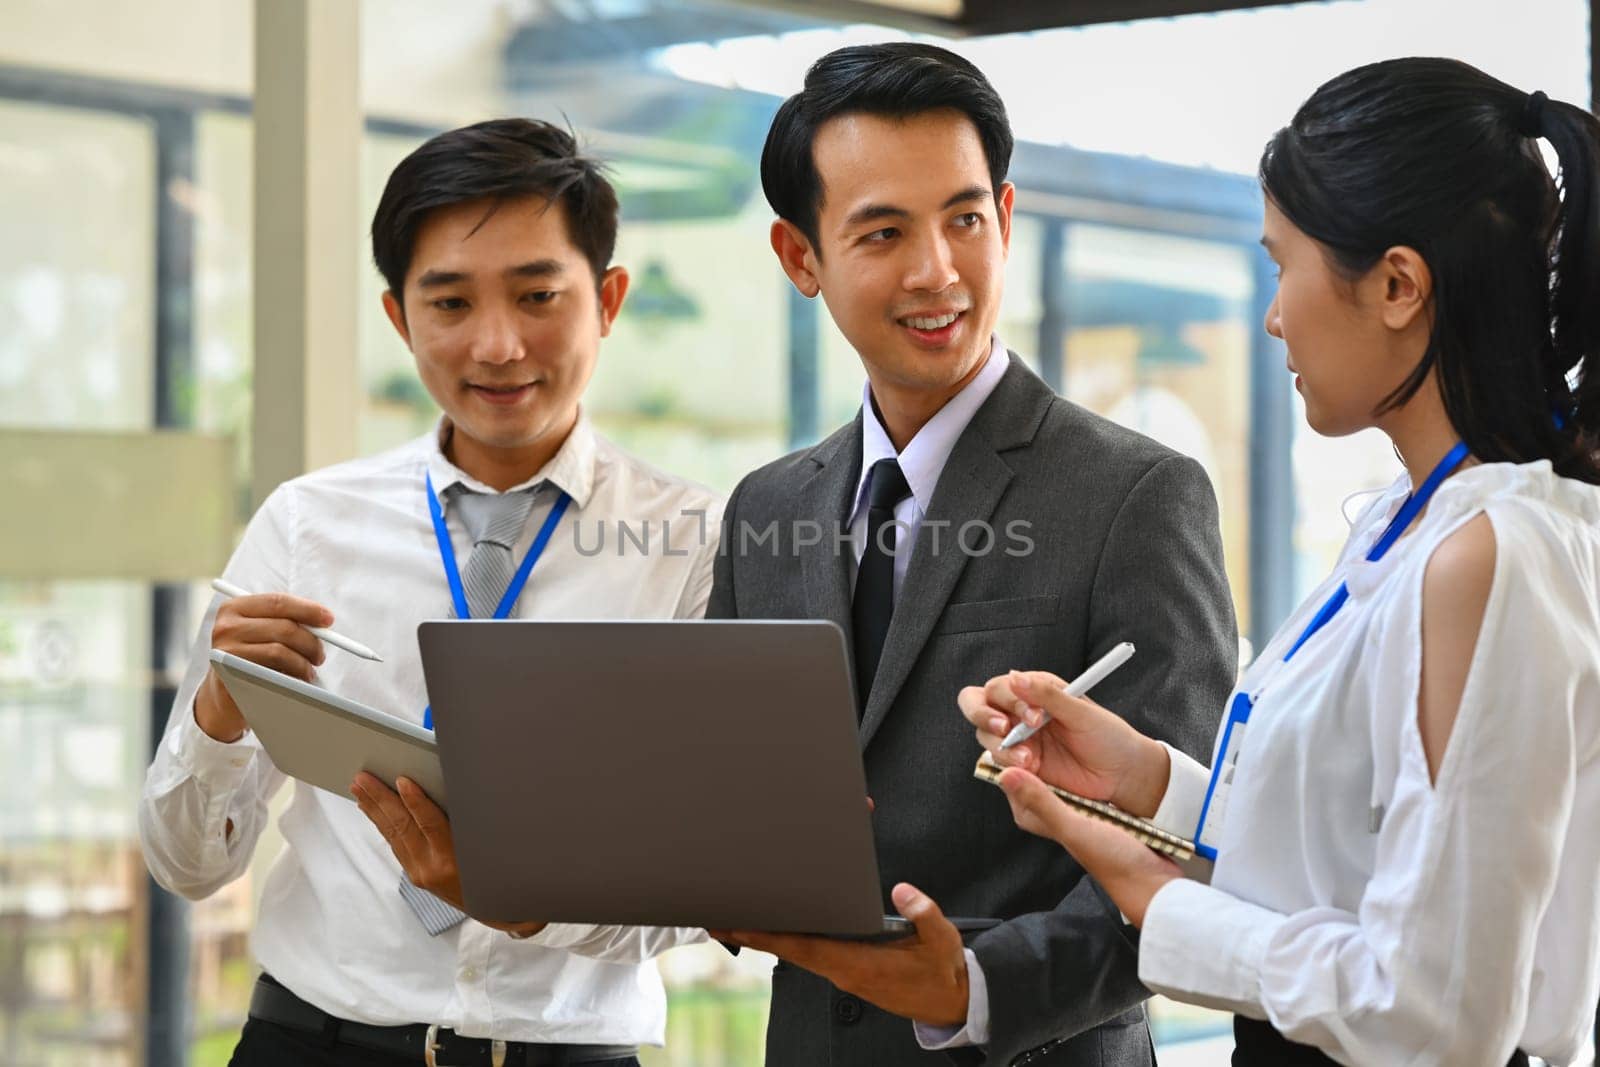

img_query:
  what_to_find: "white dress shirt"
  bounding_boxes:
[843,336,1008,1049]
[847,335,1008,602]
[139,412,721,1045]
[1140,460,1600,1065]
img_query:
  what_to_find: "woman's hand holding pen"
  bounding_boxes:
[958,670,1171,817]
[959,670,1183,927]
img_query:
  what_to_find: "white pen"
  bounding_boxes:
[1000,641,1135,749]
[210,579,384,663]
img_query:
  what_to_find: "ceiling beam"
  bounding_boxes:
[728,0,1305,36]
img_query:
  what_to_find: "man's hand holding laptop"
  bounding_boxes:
[351,772,547,940]
[712,883,972,1027]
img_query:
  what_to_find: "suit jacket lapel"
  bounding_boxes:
[858,355,1055,749]
[797,416,862,634]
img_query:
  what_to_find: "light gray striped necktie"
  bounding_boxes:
[450,486,541,619]
[399,483,540,936]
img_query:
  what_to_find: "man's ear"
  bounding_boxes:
[770,219,821,298]
[381,289,412,348]
[1376,245,1432,333]
[996,182,1016,257]
[598,265,630,338]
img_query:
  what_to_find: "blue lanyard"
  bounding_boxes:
[1279,440,1470,663]
[1193,441,1470,858]
[422,471,571,729]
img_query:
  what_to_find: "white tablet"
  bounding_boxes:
[208,650,446,807]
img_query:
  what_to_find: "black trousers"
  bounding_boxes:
[227,1016,643,1067]
[1232,1016,1529,1066]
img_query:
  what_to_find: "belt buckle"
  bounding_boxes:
[424,1024,508,1067]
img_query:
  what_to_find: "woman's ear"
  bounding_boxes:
[1376,245,1433,333]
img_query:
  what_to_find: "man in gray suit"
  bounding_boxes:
[711,44,1237,1065]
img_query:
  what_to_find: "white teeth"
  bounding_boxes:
[903,312,959,330]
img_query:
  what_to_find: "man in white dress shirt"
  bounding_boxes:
[138,118,717,1066]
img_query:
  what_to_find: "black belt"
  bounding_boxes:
[1233,1015,1529,1066]
[249,973,638,1066]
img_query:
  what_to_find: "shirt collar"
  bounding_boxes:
[424,408,597,509]
[853,335,1008,517]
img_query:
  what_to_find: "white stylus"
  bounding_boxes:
[210,579,384,662]
[999,642,1135,749]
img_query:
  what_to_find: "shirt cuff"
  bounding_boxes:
[167,694,261,790]
[913,948,989,1049]
[1150,742,1212,840]
[1138,877,1284,1018]
[523,921,599,949]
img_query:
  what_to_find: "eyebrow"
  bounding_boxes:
[1259,235,1277,253]
[842,185,994,229]
[507,259,566,280]
[414,260,567,289]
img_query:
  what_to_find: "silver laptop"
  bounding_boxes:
[417,619,993,938]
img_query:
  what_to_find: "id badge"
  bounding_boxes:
[1194,692,1253,861]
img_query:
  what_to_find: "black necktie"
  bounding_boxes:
[851,458,912,717]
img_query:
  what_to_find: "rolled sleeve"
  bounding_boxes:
[139,686,280,900]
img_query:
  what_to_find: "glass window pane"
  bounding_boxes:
[357,131,430,458]
[1060,222,1254,633]
[3,5,254,1065]
[0,101,154,430]
[0,579,150,1066]
[0,97,157,1067]
[193,111,254,442]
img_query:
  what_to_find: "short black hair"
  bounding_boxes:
[760,42,1013,252]
[371,117,618,295]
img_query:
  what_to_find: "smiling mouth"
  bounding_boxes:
[898,310,965,331]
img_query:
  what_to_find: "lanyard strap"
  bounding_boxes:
[425,472,572,620]
[422,473,571,733]
[1193,441,1472,859]
[1280,440,1471,663]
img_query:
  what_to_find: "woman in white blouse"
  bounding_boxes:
[961,58,1600,1066]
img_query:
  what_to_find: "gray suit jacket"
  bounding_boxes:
[708,354,1237,1066]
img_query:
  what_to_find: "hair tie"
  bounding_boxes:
[1519,90,1548,138]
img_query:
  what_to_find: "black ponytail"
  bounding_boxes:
[1539,97,1600,462]
[1260,57,1600,483]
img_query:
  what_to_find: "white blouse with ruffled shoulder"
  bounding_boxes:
[1142,460,1600,1065]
